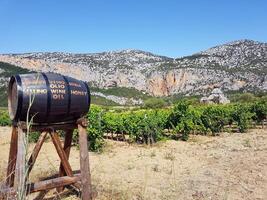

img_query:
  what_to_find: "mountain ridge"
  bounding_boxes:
[0,39,266,97]
[2,39,265,58]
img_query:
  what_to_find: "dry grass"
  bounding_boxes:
[0,127,267,199]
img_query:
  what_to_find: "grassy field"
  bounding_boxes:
[0,127,266,199]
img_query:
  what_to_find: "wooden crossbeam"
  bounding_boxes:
[28,175,81,193]
[1,175,81,196]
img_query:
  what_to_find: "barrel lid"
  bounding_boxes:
[8,75,22,121]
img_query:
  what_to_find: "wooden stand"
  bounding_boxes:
[1,118,92,200]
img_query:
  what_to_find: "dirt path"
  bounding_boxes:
[0,127,266,200]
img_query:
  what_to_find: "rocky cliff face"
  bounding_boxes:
[0,39,266,96]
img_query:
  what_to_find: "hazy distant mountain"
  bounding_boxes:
[0,39,266,99]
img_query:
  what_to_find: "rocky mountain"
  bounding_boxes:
[0,39,266,98]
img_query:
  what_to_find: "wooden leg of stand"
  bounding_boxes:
[78,123,92,200]
[6,126,18,187]
[27,132,48,175]
[15,126,26,197]
[50,131,81,190]
[57,129,73,192]
[50,132,74,177]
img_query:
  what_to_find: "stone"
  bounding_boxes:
[200,88,230,104]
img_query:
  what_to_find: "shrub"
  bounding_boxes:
[132,110,165,143]
[174,115,194,141]
[134,110,166,144]
[102,112,125,134]
[73,105,105,152]
[230,93,256,103]
[143,98,167,109]
[102,109,170,144]
[0,110,11,126]
[121,111,141,141]
[87,105,105,152]
[250,100,267,123]
[230,104,254,132]
[28,132,41,143]
[169,101,205,140]
[188,108,206,134]
[201,105,230,134]
[167,101,189,128]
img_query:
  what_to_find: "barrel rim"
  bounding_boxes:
[8,75,23,121]
[84,81,91,113]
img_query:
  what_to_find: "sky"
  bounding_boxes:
[0,0,266,58]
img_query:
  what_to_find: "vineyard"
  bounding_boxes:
[0,98,267,199]
[83,99,267,151]
[0,98,267,152]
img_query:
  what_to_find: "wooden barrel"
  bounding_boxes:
[8,73,90,124]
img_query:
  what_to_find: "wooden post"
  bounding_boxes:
[14,126,26,198]
[6,126,18,187]
[78,118,92,200]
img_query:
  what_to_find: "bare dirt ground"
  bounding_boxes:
[0,127,267,200]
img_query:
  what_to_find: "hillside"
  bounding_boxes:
[0,62,30,106]
[0,62,147,107]
[0,39,266,103]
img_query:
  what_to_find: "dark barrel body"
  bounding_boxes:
[8,73,90,124]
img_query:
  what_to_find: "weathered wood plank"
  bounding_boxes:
[0,175,81,196]
[78,120,92,200]
[28,175,81,193]
[6,126,18,187]
[30,124,77,132]
[14,126,26,198]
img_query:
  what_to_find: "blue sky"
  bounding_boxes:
[0,0,266,57]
